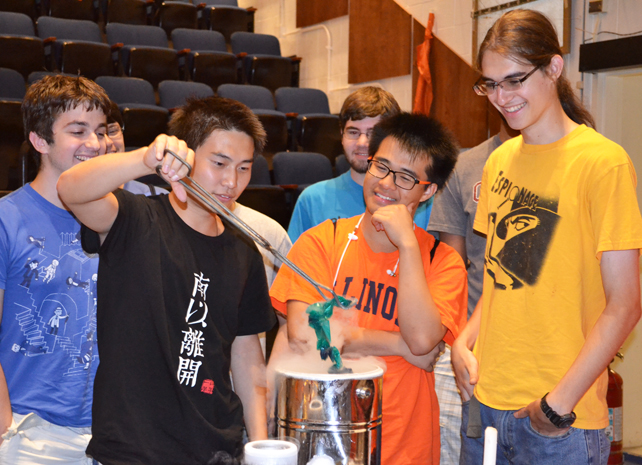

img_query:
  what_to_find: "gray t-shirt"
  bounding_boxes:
[428,135,503,318]
[233,202,292,288]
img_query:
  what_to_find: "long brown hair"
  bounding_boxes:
[477,9,595,128]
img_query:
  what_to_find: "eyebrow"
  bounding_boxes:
[212,153,253,163]
[373,156,420,178]
[480,70,529,82]
[64,121,107,131]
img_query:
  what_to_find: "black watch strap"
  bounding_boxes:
[540,393,576,428]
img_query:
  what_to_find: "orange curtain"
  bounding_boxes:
[413,13,435,115]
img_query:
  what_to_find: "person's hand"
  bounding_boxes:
[144,135,194,202]
[403,340,445,372]
[370,204,417,249]
[451,337,478,401]
[514,398,570,436]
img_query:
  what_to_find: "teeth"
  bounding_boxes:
[75,155,93,161]
[376,193,395,201]
[505,102,526,113]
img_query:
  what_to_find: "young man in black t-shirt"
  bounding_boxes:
[57,98,275,464]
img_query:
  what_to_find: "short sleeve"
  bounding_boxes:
[428,170,467,237]
[588,159,642,256]
[473,162,491,237]
[287,190,314,243]
[427,243,468,345]
[0,208,12,290]
[271,220,336,315]
[237,246,276,335]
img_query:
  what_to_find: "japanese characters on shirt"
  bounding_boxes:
[177,271,211,393]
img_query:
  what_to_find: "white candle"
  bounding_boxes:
[483,426,498,465]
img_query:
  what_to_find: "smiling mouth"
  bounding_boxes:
[214,193,234,203]
[375,192,395,202]
[504,102,526,113]
[74,155,96,162]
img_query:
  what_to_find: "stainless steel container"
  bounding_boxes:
[274,361,384,465]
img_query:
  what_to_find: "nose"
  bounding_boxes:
[379,171,397,190]
[104,133,115,154]
[493,85,512,106]
[222,167,238,189]
[86,131,102,153]
[357,133,369,146]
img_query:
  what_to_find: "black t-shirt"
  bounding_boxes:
[85,191,275,465]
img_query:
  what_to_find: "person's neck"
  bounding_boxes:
[30,171,68,210]
[350,168,366,186]
[522,103,579,145]
[169,192,224,237]
[360,211,398,253]
[498,121,520,143]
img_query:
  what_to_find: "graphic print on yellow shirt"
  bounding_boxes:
[484,170,560,290]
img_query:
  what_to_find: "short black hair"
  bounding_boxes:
[107,100,124,129]
[368,113,459,191]
[168,96,266,156]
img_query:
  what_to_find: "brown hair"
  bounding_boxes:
[22,75,111,169]
[22,75,111,144]
[477,9,595,128]
[339,86,401,131]
[168,96,266,156]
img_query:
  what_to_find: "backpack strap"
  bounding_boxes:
[429,239,440,264]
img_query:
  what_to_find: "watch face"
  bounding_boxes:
[557,415,576,429]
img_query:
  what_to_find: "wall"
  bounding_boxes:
[239,0,472,113]
[242,0,642,446]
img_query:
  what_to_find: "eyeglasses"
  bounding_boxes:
[107,123,124,137]
[473,66,540,96]
[367,158,432,190]
[343,128,373,140]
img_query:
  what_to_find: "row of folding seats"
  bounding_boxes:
[0,12,300,92]
[0,0,254,42]
[0,68,343,180]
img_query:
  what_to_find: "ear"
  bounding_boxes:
[420,182,438,203]
[546,55,564,81]
[29,131,49,155]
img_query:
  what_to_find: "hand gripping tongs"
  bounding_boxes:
[158,150,355,311]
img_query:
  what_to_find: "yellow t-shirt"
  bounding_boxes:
[473,125,642,429]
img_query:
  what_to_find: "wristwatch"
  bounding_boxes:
[540,393,576,428]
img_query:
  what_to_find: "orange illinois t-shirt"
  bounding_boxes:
[270,216,467,465]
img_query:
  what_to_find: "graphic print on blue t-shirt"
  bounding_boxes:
[10,226,98,376]
[484,172,560,290]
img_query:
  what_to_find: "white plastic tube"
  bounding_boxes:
[483,426,498,465]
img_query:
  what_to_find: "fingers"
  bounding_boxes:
[457,382,472,402]
[147,135,194,183]
[513,407,528,419]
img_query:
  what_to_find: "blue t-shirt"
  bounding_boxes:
[288,171,433,242]
[0,185,98,427]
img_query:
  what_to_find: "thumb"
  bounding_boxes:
[171,182,188,203]
[467,359,479,385]
[406,201,415,215]
[514,407,528,419]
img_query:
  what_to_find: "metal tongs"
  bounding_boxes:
[157,150,355,310]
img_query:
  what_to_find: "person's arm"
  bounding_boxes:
[285,300,444,372]
[439,232,467,263]
[451,296,482,402]
[371,204,447,355]
[0,291,12,443]
[57,135,193,242]
[230,334,268,441]
[515,249,641,435]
